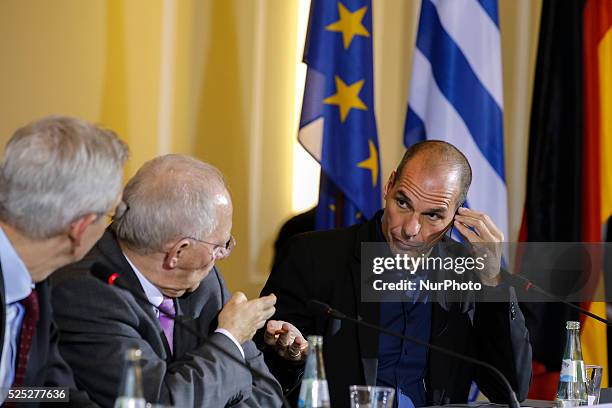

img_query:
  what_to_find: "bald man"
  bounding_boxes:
[258,141,532,408]
[51,155,283,407]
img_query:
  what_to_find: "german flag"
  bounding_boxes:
[581,0,612,392]
[521,0,612,399]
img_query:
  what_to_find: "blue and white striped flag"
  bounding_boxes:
[404,0,508,242]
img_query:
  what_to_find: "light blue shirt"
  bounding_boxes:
[0,226,33,395]
[122,253,245,359]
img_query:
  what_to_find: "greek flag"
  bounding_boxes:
[404,0,508,241]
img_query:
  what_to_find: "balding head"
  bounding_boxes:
[112,154,231,254]
[395,140,472,207]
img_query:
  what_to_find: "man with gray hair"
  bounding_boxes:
[52,154,284,407]
[0,116,128,406]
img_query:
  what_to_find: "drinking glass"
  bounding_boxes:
[585,365,603,405]
[349,385,395,408]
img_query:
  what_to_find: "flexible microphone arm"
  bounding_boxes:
[508,274,610,325]
[307,300,521,408]
[90,262,291,408]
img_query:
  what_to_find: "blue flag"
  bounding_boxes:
[404,0,507,401]
[298,0,381,230]
[404,0,508,242]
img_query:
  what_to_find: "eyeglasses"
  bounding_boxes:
[185,235,236,260]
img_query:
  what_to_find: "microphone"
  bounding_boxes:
[307,300,521,408]
[308,300,344,318]
[90,262,291,408]
[506,274,611,326]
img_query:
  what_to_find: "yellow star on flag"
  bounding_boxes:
[325,2,370,49]
[323,76,368,122]
[357,139,379,187]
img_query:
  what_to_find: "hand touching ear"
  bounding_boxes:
[453,207,503,286]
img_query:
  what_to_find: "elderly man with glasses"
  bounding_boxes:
[51,154,284,407]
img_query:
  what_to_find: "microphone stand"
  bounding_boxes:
[510,274,610,325]
[309,300,521,408]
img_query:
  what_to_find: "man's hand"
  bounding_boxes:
[218,292,277,344]
[453,207,504,286]
[264,320,309,362]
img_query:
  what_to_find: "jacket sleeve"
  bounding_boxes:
[255,234,319,396]
[215,271,285,407]
[51,273,282,408]
[473,285,533,403]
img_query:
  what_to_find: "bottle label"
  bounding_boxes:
[560,359,586,382]
[298,379,330,408]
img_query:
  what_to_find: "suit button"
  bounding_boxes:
[510,303,517,320]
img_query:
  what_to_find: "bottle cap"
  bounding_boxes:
[126,347,143,361]
[566,321,580,330]
[306,335,323,346]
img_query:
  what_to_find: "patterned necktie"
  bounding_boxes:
[158,297,175,354]
[12,289,40,387]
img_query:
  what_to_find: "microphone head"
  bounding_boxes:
[307,300,338,317]
[90,262,120,286]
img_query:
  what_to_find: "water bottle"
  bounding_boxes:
[114,348,147,408]
[556,321,587,407]
[298,335,330,408]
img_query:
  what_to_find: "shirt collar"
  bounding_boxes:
[0,226,33,304]
[122,252,164,308]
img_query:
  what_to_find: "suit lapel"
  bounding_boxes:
[96,230,172,357]
[173,269,223,357]
[350,218,381,386]
[97,231,157,319]
[173,300,197,358]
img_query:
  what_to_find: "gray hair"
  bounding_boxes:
[0,115,129,239]
[111,154,228,253]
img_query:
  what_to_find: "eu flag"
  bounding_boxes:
[298,0,381,230]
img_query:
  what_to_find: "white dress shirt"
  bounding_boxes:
[122,253,245,359]
[0,226,33,402]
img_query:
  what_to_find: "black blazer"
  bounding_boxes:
[51,230,282,408]
[258,216,532,407]
[0,268,96,407]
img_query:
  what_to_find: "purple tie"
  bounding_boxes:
[158,297,175,354]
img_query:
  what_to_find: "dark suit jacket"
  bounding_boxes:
[272,207,316,267]
[258,217,532,407]
[0,268,96,407]
[51,230,282,408]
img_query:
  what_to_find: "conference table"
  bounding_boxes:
[425,400,555,408]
